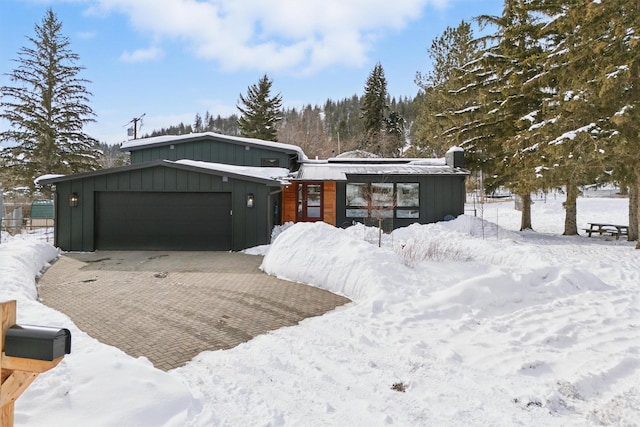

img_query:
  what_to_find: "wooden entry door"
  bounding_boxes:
[297,183,323,222]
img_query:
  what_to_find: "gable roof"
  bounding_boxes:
[37,160,290,186]
[120,131,308,161]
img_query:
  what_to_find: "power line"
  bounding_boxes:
[125,113,145,140]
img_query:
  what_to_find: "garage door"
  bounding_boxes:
[95,192,232,250]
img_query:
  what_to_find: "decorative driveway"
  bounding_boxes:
[37,251,350,371]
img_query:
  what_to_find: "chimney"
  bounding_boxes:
[445,147,464,168]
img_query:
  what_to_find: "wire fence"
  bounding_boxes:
[0,218,55,245]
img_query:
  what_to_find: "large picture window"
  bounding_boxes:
[396,183,419,218]
[345,182,420,219]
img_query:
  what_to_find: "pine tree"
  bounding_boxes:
[383,110,406,157]
[193,113,203,133]
[474,0,550,230]
[360,63,389,154]
[414,21,480,157]
[0,9,100,191]
[237,74,283,141]
[535,0,636,236]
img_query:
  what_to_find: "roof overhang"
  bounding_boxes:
[37,160,289,187]
[294,162,470,181]
[120,131,308,162]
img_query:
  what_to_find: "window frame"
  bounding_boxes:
[345,182,420,220]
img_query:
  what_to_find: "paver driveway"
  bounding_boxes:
[37,251,350,371]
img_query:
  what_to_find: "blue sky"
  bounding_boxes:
[1,0,503,145]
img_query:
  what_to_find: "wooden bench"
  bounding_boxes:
[584,223,629,240]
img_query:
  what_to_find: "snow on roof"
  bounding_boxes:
[333,149,379,159]
[34,174,65,185]
[296,159,465,181]
[173,160,291,183]
[120,131,308,161]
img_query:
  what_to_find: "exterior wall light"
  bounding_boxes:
[69,193,79,207]
[247,194,254,208]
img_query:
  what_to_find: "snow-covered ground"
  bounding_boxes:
[0,195,637,426]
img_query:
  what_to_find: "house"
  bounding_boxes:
[39,132,469,251]
[282,148,469,229]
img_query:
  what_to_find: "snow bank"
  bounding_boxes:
[0,239,196,427]
[1,196,638,426]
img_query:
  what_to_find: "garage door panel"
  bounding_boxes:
[96,192,231,250]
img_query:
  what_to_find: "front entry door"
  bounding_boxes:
[297,183,323,222]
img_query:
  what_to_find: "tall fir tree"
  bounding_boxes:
[360,63,406,156]
[360,63,388,154]
[537,1,606,235]
[237,74,283,141]
[414,21,480,157]
[475,0,549,231]
[0,9,100,191]
[536,0,636,237]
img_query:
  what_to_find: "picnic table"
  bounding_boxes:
[583,223,629,240]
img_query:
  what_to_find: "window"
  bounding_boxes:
[346,183,368,218]
[345,182,420,219]
[261,158,280,167]
[396,183,419,218]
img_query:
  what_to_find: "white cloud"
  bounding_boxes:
[93,0,445,73]
[76,31,97,39]
[119,46,164,63]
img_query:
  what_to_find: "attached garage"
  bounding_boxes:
[39,160,288,252]
[95,192,232,250]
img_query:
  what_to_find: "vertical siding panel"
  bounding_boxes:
[130,170,142,190]
[153,167,165,190]
[176,144,185,160]
[165,168,177,191]
[194,141,203,160]
[282,183,297,223]
[118,172,130,190]
[106,174,118,191]
[94,175,106,191]
[323,182,337,226]
[82,179,94,250]
[202,141,211,161]
[176,170,188,191]
[187,171,199,191]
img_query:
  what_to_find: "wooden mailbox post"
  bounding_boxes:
[1,300,70,427]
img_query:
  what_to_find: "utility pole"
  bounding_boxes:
[126,113,145,140]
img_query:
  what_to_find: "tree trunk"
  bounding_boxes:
[628,180,638,242]
[563,183,578,235]
[520,193,533,231]
[634,176,640,249]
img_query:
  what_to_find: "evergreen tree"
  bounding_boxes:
[475,0,550,231]
[193,113,203,133]
[237,74,283,141]
[414,21,479,157]
[384,110,406,157]
[0,9,100,191]
[360,63,389,153]
[535,0,637,237]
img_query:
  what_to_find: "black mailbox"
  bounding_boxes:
[4,325,71,361]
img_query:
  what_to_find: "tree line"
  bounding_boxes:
[144,72,417,160]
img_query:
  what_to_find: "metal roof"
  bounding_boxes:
[295,162,469,181]
[120,131,308,161]
[37,160,287,186]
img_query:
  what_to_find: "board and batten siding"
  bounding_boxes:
[53,165,275,252]
[282,184,297,224]
[334,174,467,229]
[323,182,337,226]
[130,139,294,169]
